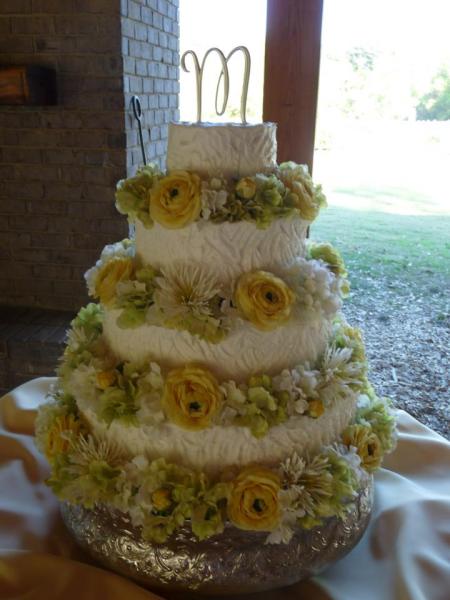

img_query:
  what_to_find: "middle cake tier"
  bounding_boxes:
[103,311,331,381]
[134,216,309,279]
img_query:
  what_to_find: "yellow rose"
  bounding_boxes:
[45,414,82,461]
[96,370,117,390]
[343,424,383,472]
[234,271,295,331]
[228,466,280,531]
[162,365,222,430]
[150,170,201,229]
[236,177,257,200]
[95,257,135,306]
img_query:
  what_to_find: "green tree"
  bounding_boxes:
[416,68,450,121]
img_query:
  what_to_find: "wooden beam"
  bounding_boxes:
[263,0,323,171]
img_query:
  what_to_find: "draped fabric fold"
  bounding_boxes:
[0,378,449,600]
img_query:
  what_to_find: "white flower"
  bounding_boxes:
[220,380,248,423]
[280,452,307,484]
[66,364,98,405]
[132,455,149,470]
[221,380,247,405]
[218,405,239,425]
[66,326,89,353]
[318,346,365,405]
[328,444,365,485]
[200,179,228,220]
[71,434,123,467]
[116,279,147,298]
[153,262,223,320]
[265,488,306,544]
[356,393,372,410]
[286,258,342,321]
[273,367,319,416]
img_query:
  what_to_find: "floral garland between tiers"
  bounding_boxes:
[58,304,368,437]
[84,239,349,341]
[114,162,327,230]
[36,388,396,545]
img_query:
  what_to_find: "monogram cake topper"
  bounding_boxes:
[181,46,251,124]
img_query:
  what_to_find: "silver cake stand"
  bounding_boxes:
[61,476,373,596]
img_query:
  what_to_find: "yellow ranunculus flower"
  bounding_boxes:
[151,488,172,511]
[280,163,325,222]
[236,177,257,200]
[228,466,281,531]
[234,271,295,331]
[289,181,318,221]
[96,370,117,390]
[309,242,346,277]
[343,424,383,472]
[95,257,135,306]
[162,365,222,430]
[45,414,82,461]
[150,170,201,229]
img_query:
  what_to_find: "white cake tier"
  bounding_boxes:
[135,217,309,281]
[166,122,277,177]
[103,310,330,381]
[77,391,357,476]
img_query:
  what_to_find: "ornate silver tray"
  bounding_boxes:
[61,476,373,596]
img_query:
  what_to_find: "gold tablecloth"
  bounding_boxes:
[0,378,449,600]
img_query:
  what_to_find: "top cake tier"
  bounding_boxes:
[166,122,277,176]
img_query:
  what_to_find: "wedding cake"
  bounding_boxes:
[36,119,396,551]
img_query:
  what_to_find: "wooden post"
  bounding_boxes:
[263,0,323,172]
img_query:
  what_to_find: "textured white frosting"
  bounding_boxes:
[135,218,309,282]
[166,122,277,176]
[103,311,330,381]
[78,392,357,476]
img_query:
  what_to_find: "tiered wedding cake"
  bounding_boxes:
[36,120,396,550]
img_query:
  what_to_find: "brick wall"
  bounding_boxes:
[121,0,179,173]
[0,0,180,312]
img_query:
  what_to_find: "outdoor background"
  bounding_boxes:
[179,0,450,437]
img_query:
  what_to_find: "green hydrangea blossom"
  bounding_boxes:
[210,174,297,229]
[356,397,397,452]
[191,502,225,540]
[164,312,227,343]
[58,304,105,382]
[71,303,104,337]
[97,360,163,425]
[333,319,367,365]
[232,375,288,437]
[115,164,161,228]
[99,387,138,425]
[115,266,159,329]
[135,459,229,543]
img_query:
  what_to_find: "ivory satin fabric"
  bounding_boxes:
[0,378,449,600]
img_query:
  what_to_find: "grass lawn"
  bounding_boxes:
[312,132,450,317]
[311,189,450,321]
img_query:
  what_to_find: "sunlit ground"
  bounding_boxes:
[312,121,450,316]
